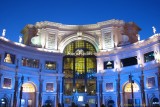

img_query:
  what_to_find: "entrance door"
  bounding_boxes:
[151,98,159,107]
[128,99,134,107]
[0,98,7,107]
[107,100,115,107]
[22,83,36,107]
[123,82,140,107]
[45,100,54,107]
[63,40,97,105]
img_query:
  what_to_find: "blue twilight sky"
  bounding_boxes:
[0,0,160,42]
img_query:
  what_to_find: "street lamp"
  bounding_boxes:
[155,57,160,107]
[129,73,134,107]
[139,64,146,107]
[116,68,121,107]
[13,59,19,107]
[19,75,24,107]
[38,64,42,107]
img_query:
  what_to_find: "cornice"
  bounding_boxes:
[0,37,64,57]
[35,19,125,30]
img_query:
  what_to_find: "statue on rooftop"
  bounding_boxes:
[136,34,140,41]
[2,29,6,37]
[152,26,156,34]
[19,36,22,43]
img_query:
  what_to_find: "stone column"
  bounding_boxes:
[56,78,60,106]
[97,76,102,107]
[36,92,39,107]
[140,65,146,107]
[155,67,160,105]
[96,79,100,107]
[54,96,57,107]
[120,92,123,107]
[13,59,19,107]
[116,71,121,107]
[38,64,43,107]
[59,78,63,104]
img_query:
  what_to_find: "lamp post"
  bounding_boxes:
[155,58,160,107]
[129,73,134,107]
[140,64,146,107]
[116,68,121,107]
[99,75,103,106]
[13,59,19,107]
[38,64,42,107]
[19,75,24,107]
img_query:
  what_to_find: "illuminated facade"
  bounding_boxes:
[0,19,160,107]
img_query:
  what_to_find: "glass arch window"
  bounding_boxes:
[63,40,97,95]
[22,83,35,92]
[124,83,140,92]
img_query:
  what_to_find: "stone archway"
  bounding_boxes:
[58,33,99,53]
[21,82,36,107]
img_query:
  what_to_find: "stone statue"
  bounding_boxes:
[19,36,22,43]
[2,29,6,37]
[136,34,140,41]
[152,26,156,34]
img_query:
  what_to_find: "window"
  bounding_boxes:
[64,79,73,95]
[87,80,96,95]
[22,83,35,92]
[21,57,39,68]
[104,61,114,69]
[88,99,96,104]
[106,83,113,91]
[46,83,54,92]
[64,98,71,104]
[144,51,155,63]
[147,77,155,88]
[3,78,12,89]
[121,56,137,67]
[63,40,97,95]
[4,53,15,64]
[45,61,56,70]
[124,83,139,92]
[76,79,85,93]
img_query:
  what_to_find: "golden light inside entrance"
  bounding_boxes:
[22,83,35,92]
[124,83,139,92]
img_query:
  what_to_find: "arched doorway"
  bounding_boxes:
[63,40,97,106]
[123,82,140,107]
[0,98,8,107]
[21,83,36,107]
[44,100,54,107]
[150,98,159,107]
[107,100,115,107]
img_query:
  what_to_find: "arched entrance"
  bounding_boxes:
[63,40,97,106]
[150,98,159,107]
[44,100,54,107]
[123,82,140,107]
[107,100,115,107]
[21,83,36,107]
[0,98,8,107]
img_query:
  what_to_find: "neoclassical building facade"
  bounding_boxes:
[0,19,160,107]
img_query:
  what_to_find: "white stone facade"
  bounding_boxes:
[0,19,160,107]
